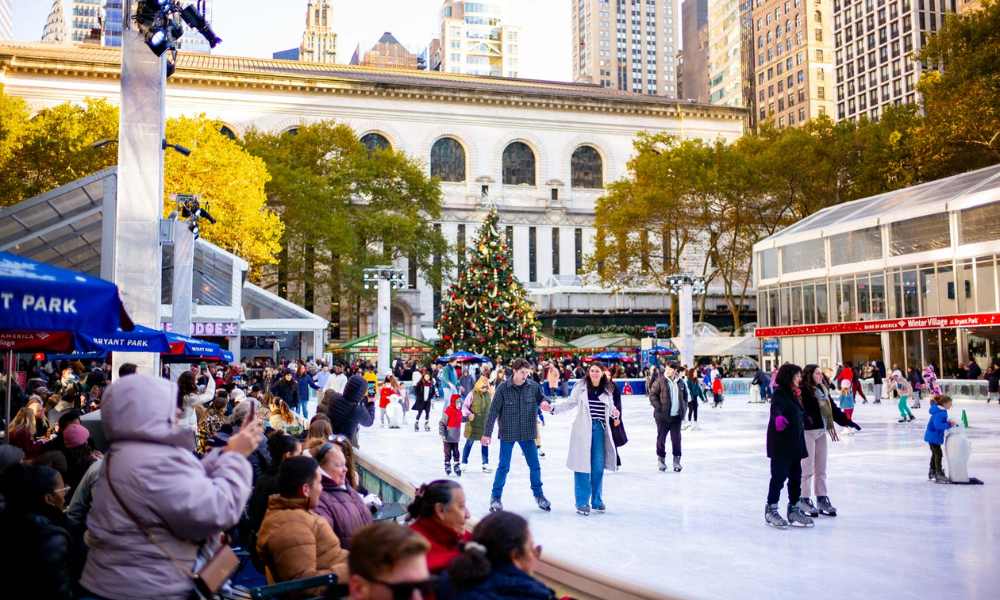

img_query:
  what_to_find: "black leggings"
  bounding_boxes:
[767,457,802,506]
[414,408,430,421]
[687,401,698,422]
[443,441,459,463]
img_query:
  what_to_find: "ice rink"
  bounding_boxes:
[351,394,1000,600]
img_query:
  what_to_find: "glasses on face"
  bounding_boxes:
[53,486,71,495]
[372,576,437,600]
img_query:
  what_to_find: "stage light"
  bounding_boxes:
[162,139,191,156]
[180,4,221,48]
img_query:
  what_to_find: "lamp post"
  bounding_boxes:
[665,274,706,368]
[363,266,406,379]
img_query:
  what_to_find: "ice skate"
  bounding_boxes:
[765,504,788,529]
[444,462,452,476]
[592,503,606,513]
[576,506,590,516]
[658,457,667,472]
[816,496,837,517]
[414,421,419,432]
[454,463,462,477]
[673,457,682,472]
[538,447,546,457]
[797,497,819,518]
[928,467,935,481]
[907,414,916,422]
[482,464,492,473]
[933,471,950,484]
[489,497,503,512]
[535,495,552,512]
[682,422,691,430]
[424,421,430,432]
[898,417,908,423]
[787,504,815,527]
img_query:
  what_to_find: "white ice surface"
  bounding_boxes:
[345,396,1000,600]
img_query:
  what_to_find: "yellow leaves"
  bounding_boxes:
[163,115,283,273]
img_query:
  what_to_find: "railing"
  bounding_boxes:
[353,449,677,600]
[857,378,989,401]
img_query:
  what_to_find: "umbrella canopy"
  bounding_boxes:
[586,351,634,362]
[734,356,760,370]
[0,251,132,336]
[76,324,170,354]
[163,331,231,362]
[436,350,490,364]
[649,345,678,355]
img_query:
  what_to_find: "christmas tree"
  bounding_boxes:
[436,208,537,360]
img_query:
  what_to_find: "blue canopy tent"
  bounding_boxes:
[0,251,132,430]
[76,324,171,354]
[435,350,490,364]
[586,351,635,362]
[162,331,233,363]
[650,345,678,355]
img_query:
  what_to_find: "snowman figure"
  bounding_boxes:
[386,392,404,429]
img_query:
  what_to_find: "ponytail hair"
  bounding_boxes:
[448,511,530,590]
[931,394,953,407]
[406,479,461,522]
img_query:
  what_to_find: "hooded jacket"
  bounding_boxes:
[313,475,373,550]
[256,495,349,586]
[80,374,252,600]
[327,375,374,442]
[923,403,952,445]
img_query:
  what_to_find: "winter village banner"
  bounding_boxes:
[755,312,1000,338]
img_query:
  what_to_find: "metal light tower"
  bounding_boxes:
[363,266,406,378]
[665,274,706,368]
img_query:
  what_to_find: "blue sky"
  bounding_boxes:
[10,0,572,81]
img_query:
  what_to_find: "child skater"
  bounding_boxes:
[924,394,957,483]
[837,379,856,431]
[440,393,463,476]
[892,370,916,423]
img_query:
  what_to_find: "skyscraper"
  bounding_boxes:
[749,0,835,128]
[833,0,954,122]
[707,0,743,106]
[300,0,337,64]
[680,0,710,103]
[42,0,104,45]
[102,0,123,47]
[361,32,419,70]
[439,0,520,78]
[0,0,13,42]
[572,0,679,96]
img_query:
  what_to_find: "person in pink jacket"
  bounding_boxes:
[79,374,261,600]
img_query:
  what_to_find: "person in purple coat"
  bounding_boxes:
[308,439,373,549]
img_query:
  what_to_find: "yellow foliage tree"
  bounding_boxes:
[163,116,283,275]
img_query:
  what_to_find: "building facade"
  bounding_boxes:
[681,0,710,103]
[572,0,679,96]
[439,0,519,77]
[833,0,954,122]
[300,0,337,64]
[361,32,418,69]
[42,0,104,45]
[749,0,835,128]
[708,0,745,106]
[0,0,13,42]
[0,42,746,342]
[739,0,758,127]
[753,164,1000,377]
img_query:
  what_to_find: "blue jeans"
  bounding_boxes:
[573,420,606,509]
[462,438,489,465]
[491,439,543,500]
[294,399,309,419]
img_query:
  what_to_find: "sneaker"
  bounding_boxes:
[658,457,667,472]
[797,497,819,518]
[535,495,552,512]
[816,496,837,517]
[576,506,590,516]
[592,503,606,513]
[673,457,682,472]
[482,465,492,473]
[489,497,503,512]
[765,503,788,529]
[787,504,815,528]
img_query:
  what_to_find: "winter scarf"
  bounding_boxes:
[815,384,837,439]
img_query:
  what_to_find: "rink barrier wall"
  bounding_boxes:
[858,378,989,401]
[353,448,678,600]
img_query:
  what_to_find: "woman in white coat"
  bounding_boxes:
[547,362,620,516]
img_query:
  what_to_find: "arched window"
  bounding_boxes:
[219,125,236,140]
[502,142,535,186]
[360,132,391,153]
[571,145,603,189]
[430,137,466,182]
[283,127,299,136]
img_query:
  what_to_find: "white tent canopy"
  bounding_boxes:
[671,335,758,357]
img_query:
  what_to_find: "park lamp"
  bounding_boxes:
[363,266,407,291]
[665,274,707,295]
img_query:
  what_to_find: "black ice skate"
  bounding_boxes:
[489,497,503,512]
[816,496,837,516]
[535,495,552,512]
[673,457,682,472]
[592,503,606,513]
[787,504,815,527]
[424,421,430,432]
[765,503,788,529]
[454,463,462,477]
[576,506,590,516]
[414,421,419,432]
[658,457,667,472]
[482,464,492,473]
[444,462,452,476]
[797,497,819,518]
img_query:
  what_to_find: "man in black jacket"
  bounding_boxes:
[648,362,687,473]
[327,375,375,447]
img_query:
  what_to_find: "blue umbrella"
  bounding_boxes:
[650,345,678,355]
[436,350,489,364]
[75,324,170,354]
[0,251,131,336]
[45,351,108,362]
[589,351,632,362]
[163,330,231,362]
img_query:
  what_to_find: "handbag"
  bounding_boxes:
[104,452,240,598]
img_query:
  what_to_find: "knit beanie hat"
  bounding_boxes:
[343,374,367,404]
[63,423,90,449]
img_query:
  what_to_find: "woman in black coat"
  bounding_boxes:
[765,363,813,529]
[412,368,436,432]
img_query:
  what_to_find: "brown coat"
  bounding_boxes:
[256,495,349,590]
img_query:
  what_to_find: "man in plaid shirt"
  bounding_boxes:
[482,358,552,513]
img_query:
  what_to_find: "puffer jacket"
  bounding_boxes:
[256,495,349,587]
[80,374,253,600]
[327,375,374,442]
[313,476,373,550]
[648,374,687,423]
[454,563,558,600]
[0,504,83,600]
[924,403,952,445]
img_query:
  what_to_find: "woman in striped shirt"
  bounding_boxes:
[548,362,620,516]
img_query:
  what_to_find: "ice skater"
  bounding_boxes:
[413,368,436,432]
[837,379,856,422]
[545,362,620,516]
[924,394,957,483]
[891,370,916,423]
[797,364,861,519]
[684,368,704,430]
[648,362,687,472]
[482,358,552,513]
[440,393,463,476]
[461,371,493,473]
[765,363,814,529]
